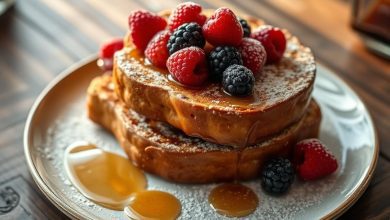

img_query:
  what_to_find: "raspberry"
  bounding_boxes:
[168,2,206,32]
[196,14,207,26]
[251,25,286,64]
[98,38,124,70]
[238,38,267,75]
[222,64,254,96]
[262,158,294,194]
[293,139,338,181]
[239,18,251,37]
[128,10,167,51]
[145,30,171,69]
[166,47,208,86]
[208,46,242,80]
[202,7,243,46]
[99,38,124,59]
[167,22,205,55]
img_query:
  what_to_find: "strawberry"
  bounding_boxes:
[168,2,206,32]
[251,25,286,64]
[202,7,243,46]
[166,47,208,86]
[238,38,267,76]
[128,10,167,52]
[293,139,338,181]
[145,30,171,69]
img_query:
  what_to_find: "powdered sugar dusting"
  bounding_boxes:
[122,107,233,152]
[239,38,267,73]
[116,49,172,91]
[115,29,315,112]
[297,138,338,161]
[38,99,339,219]
[110,95,316,153]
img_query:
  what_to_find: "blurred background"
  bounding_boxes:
[0,0,388,219]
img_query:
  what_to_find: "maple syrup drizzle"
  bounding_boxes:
[208,183,259,217]
[124,190,181,220]
[64,142,147,210]
[213,135,259,218]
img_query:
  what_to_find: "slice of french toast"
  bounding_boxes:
[87,75,321,183]
[113,11,316,147]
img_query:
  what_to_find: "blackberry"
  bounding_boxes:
[167,22,205,55]
[239,18,251,37]
[208,46,243,80]
[222,64,254,96]
[261,158,294,194]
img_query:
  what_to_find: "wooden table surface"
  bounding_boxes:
[0,0,389,219]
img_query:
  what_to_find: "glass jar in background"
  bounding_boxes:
[352,0,390,59]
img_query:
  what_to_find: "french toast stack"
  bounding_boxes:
[87,7,321,183]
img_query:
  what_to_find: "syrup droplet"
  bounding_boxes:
[208,183,258,217]
[64,142,147,210]
[124,190,181,220]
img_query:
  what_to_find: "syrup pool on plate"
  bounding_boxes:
[64,142,147,210]
[209,183,259,217]
[124,190,181,220]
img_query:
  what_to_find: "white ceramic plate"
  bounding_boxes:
[24,57,378,220]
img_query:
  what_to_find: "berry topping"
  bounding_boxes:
[145,30,171,69]
[202,7,243,46]
[208,46,243,80]
[239,18,251,37]
[166,47,208,86]
[196,14,207,26]
[238,38,267,76]
[128,10,167,51]
[222,64,254,96]
[98,38,124,70]
[293,139,338,181]
[99,38,124,59]
[262,158,295,194]
[167,22,205,55]
[168,2,206,32]
[251,25,286,64]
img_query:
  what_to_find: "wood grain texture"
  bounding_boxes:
[0,0,388,219]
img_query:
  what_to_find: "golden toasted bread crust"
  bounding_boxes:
[113,12,316,147]
[87,75,321,183]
